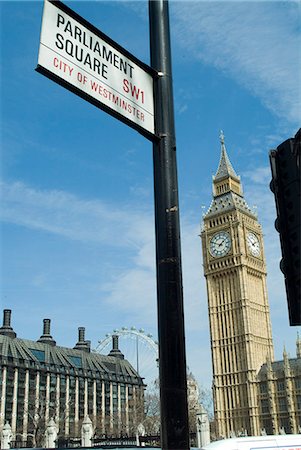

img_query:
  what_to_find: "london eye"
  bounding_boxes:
[95,326,159,391]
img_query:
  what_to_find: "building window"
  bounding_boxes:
[105,382,111,415]
[278,397,287,412]
[260,382,267,394]
[88,380,94,415]
[262,418,273,435]
[280,417,290,434]
[68,356,82,368]
[296,395,301,411]
[29,349,45,362]
[261,399,269,414]
[277,380,285,392]
[120,383,126,409]
[295,378,301,390]
[78,378,85,417]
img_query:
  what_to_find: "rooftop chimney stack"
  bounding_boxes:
[297,333,301,359]
[0,309,17,339]
[113,334,119,350]
[43,318,51,336]
[37,319,56,346]
[79,327,85,342]
[74,327,90,353]
[4,309,11,327]
[109,334,124,359]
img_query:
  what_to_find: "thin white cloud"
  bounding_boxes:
[0,179,205,328]
[0,180,151,247]
[102,268,157,325]
[119,2,300,124]
[171,1,300,124]
[101,219,206,331]
[243,166,271,184]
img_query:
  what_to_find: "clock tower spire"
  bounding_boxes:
[213,131,243,197]
[201,133,274,438]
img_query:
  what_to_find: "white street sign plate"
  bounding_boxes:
[37,0,155,139]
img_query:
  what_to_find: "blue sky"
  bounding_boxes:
[1,0,300,393]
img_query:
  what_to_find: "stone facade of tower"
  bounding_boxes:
[201,133,274,438]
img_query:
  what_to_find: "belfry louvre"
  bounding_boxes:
[0,309,145,446]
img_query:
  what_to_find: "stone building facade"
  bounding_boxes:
[201,132,301,438]
[0,309,145,446]
[257,344,301,435]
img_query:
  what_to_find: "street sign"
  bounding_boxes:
[36,0,155,140]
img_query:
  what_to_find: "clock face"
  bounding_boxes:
[247,232,261,257]
[209,231,231,258]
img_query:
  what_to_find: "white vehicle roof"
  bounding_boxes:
[201,434,301,450]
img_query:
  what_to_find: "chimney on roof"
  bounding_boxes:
[74,327,90,353]
[0,309,17,339]
[37,319,56,346]
[109,334,124,359]
[297,333,301,358]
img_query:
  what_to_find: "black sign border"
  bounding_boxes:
[36,0,158,142]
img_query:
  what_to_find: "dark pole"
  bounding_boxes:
[149,1,189,449]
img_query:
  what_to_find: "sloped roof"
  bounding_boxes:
[0,334,143,383]
[214,132,239,182]
[204,191,255,219]
[258,357,301,380]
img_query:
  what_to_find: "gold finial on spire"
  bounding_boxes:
[219,130,225,145]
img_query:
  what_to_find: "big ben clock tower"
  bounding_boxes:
[201,132,274,438]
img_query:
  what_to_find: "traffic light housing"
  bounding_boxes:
[269,129,300,326]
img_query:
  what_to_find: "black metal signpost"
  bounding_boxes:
[37,0,190,448]
[149,1,190,449]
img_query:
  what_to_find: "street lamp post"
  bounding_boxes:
[149,1,190,449]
